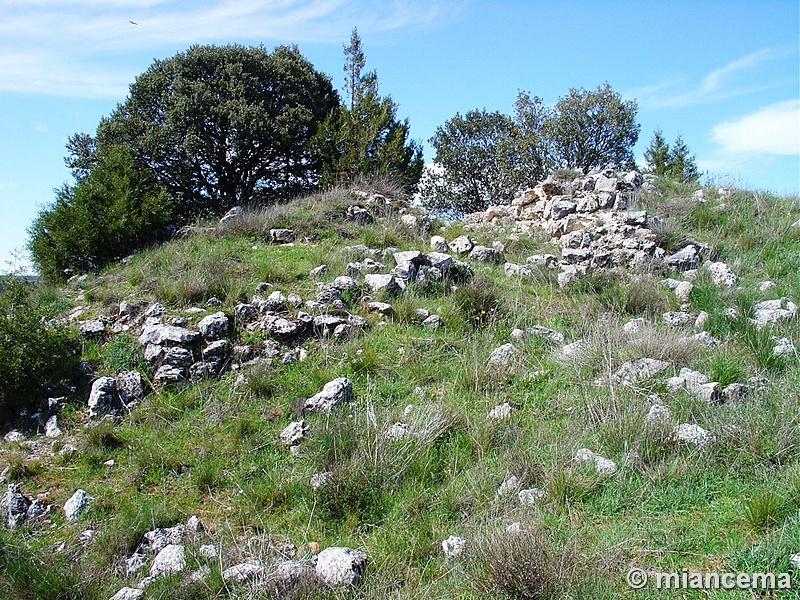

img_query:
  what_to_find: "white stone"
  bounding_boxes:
[150,544,186,578]
[109,588,145,600]
[646,402,671,424]
[304,378,353,413]
[518,488,547,505]
[280,420,307,446]
[315,546,367,586]
[488,343,517,368]
[64,489,93,521]
[789,552,800,569]
[441,535,469,558]
[575,448,617,475]
[707,262,737,287]
[487,402,513,420]
[672,423,714,449]
[496,475,520,497]
[773,337,796,356]
[222,562,264,583]
[44,415,61,438]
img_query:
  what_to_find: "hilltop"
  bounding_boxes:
[1,172,799,599]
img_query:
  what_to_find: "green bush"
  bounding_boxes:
[28,145,172,280]
[0,277,79,422]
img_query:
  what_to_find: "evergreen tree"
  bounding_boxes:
[644,129,670,176]
[666,134,700,183]
[316,28,423,192]
[644,129,700,183]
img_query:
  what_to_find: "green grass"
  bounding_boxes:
[1,181,799,599]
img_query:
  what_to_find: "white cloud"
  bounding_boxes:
[712,100,799,156]
[633,49,787,108]
[0,0,459,98]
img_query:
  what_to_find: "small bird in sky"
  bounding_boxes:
[129,20,138,25]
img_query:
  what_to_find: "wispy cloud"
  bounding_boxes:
[631,49,789,108]
[0,0,460,98]
[711,100,799,156]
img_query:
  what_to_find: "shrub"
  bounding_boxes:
[453,275,504,329]
[28,145,173,280]
[468,526,578,600]
[0,277,79,423]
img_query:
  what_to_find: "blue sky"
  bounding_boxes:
[1,0,798,273]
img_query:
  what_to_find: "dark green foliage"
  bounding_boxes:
[315,29,424,193]
[0,277,78,422]
[421,109,523,214]
[644,129,700,183]
[28,145,172,280]
[422,83,639,214]
[80,44,337,218]
[547,83,639,172]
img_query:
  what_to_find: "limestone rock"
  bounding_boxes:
[448,235,474,254]
[575,448,617,475]
[315,546,367,586]
[304,378,353,413]
[1,484,31,528]
[64,489,93,521]
[222,562,265,583]
[707,261,737,287]
[197,312,229,340]
[441,535,469,558]
[88,376,121,417]
[109,588,145,600]
[270,228,295,243]
[672,423,714,449]
[280,420,308,446]
[751,298,798,328]
[518,488,547,505]
[150,544,186,578]
[488,343,517,368]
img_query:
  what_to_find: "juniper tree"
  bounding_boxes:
[315,28,423,192]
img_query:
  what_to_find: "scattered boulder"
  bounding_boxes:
[672,423,714,449]
[150,544,186,578]
[109,588,145,600]
[488,343,517,368]
[304,378,353,413]
[518,488,547,505]
[222,562,265,584]
[270,228,295,243]
[441,535,469,558]
[751,298,798,328]
[468,245,503,263]
[575,448,617,475]
[665,245,700,271]
[448,235,474,254]
[197,312,229,340]
[315,546,367,586]
[64,489,93,521]
[487,402,513,420]
[88,377,122,417]
[1,484,31,528]
[707,261,737,287]
[280,420,308,446]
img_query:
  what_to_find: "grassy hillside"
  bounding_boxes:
[1,177,799,599]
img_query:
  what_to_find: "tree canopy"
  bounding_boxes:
[314,29,423,192]
[644,130,700,183]
[76,44,338,219]
[421,83,640,214]
[29,145,172,280]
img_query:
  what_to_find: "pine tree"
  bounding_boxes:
[644,129,670,176]
[666,134,700,183]
[316,28,423,192]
